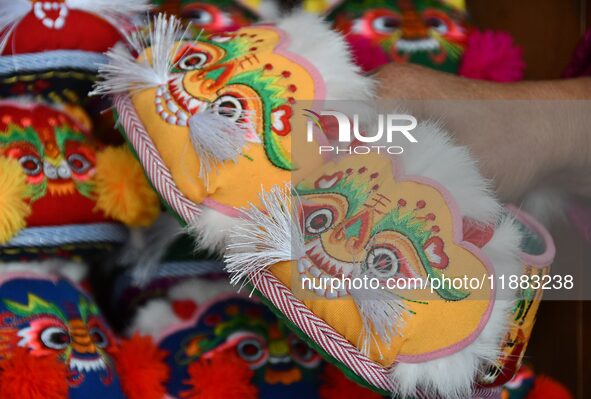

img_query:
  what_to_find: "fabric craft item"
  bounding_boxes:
[478,206,554,387]
[0,269,127,398]
[502,366,573,399]
[119,218,381,399]
[221,140,534,398]
[0,99,160,260]
[177,0,279,34]
[0,0,150,105]
[324,0,525,79]
[130,277,383,399]
[93,12,552,398]
[92,12,373,253]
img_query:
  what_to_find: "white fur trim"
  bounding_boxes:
[522,186,567,227]
[129,298,182,339]
[186,208,238,254]
[131,278,232,338]
[391,217,521,399]
[252,0,281,20]
[276,11,375,102]
[168,278,233,303]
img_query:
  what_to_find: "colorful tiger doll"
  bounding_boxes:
[0,272,127,398]
[161,0,280,34]
[325,0,525,80]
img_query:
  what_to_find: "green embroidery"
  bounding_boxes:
[5,294,67,322]
[227,69,292,170]
[0,125,44,154]
[54,125,86,153]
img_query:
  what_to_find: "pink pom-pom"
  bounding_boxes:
[345,34,391,73]
[459,30,525,82]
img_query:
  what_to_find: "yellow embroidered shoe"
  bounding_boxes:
[223,123,555,399]
[92,12,374,251]
[93,12,553,399]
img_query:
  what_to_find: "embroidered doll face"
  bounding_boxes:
[0,0,128,55]
[326,0,467,72]
[0,276,125,398]
[179,0,260,33]
[0,102,105,227]
[159,297,323,398]
[129,24,321,213]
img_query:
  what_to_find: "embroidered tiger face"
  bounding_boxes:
[296,161,465,301]
[293,154,493,304]
[327,0,468,72]
[160,297,323,397]
[274,154,496,363]
[0,102,105,227]
[0,277,124,398]
[130,24,321,213]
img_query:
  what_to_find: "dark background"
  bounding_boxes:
[467,1,590,398]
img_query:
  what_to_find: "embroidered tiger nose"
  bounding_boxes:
[399,0,429,40]
[44,159,71,180]
[268,339,289,357]
[69,320,97,354]
[191,62,238,94]
[330,209,373,254]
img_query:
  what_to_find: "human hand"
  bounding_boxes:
[374,64,591,203]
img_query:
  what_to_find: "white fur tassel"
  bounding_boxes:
[0,0,31,53]
[91,14,189,96]
[349,281,407,358]
[224,185,305,293]
[188,108,254,182]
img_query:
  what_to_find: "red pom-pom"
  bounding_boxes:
[113,334,169,399]
[0,347,68,399]
[180,349,258,399]
[459,30,525,82]
[527,376,573,399]
[319,364,382,399]
[346,34,391,73]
